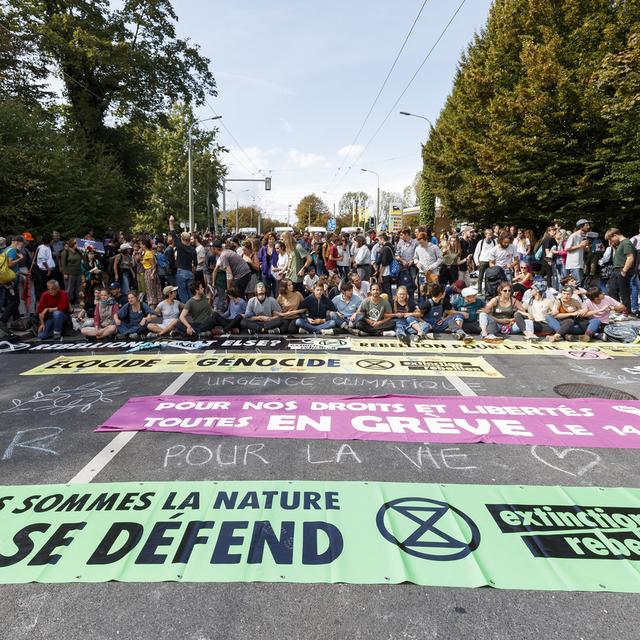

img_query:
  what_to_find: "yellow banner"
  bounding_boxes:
[350,339,640,357]
[21,353,502,378]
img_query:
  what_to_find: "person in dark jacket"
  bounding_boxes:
[295,283,337,334]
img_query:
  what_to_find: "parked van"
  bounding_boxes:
[340,227,363,235]
[274,226,294,235]
[305,226,327,234]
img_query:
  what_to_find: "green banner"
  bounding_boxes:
[1,480,640,591]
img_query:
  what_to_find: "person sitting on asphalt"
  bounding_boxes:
[116,291,154,339]
[219,287,247,334]
[81,287,120,340]
[296,283,337,335]
[146,285,182,337]
[446,286,484,342]
[109,281,128,306]
[276,279,305,334]
[177,281,224,339]
[352,282,395,336]
[390,285,424,346]
[416,283,451,340]
[303,264,319,294]
[479,281,528,343]
[349,271,370,300]
[560,274,587,297]
[582,287,626,329]
[36,279,71,340]
[329,281,362,333]
[512,263,533,298]
[241,281,284,334]
[513,281,553,341]
[545,285,602,343]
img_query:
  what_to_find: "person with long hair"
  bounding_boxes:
[147,285,182,336]
[81,287,119,340]
[479,281,528,343]
[276,279,305,333]
[440,236,462,286]
[282,231,312,294]
[81,246,103,317]
[258,233,278,296]
[141,238,162,307]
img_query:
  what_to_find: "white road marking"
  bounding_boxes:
[444,374,478,397]
[68,371,194,484]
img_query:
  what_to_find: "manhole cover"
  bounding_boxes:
[553,383,637,401]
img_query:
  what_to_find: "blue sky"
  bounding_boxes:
[175,0,494,220]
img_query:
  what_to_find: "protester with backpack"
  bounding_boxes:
[0,235,24,336]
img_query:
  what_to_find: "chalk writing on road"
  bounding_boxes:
[530,445,601,477]
[1,381,125,416]
[164,443,269,468]
[2,427,63,460]
[568,364,638,387]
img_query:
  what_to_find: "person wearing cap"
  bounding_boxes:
[0,236,25,336]
[446,286,485,341]
[514,282,554,341]
[241,282,285,334]
[113,242,136,294]
[146,285,183,336]
[604,227,636,313]
[564,219,591,286]
[545,285,602,343]
[168,215,197,303]
[109,282,128,306]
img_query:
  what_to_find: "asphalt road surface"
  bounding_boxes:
[0,338,639,640]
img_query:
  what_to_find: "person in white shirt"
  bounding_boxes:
[564,219,591,285]
[303,265,319,293]
[34,233,60,301]
[414,231,443,283]
[354,235,371,282]
[473,228,496,294]
[349,271,370,299]
[488,232,518,282]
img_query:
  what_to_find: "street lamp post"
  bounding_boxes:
[399,111,434,128]
[188,115,222,232]
[360,168,380,230]
[287,204,292,227]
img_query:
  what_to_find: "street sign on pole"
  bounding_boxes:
[327,218,336,232]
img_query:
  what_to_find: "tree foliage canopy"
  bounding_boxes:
[295,194,330,229]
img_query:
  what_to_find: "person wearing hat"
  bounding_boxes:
[564,219,591,286]
[146,285,183,336]
[113,242,135,294]
[109,282,128,306]
[446,286,485,342]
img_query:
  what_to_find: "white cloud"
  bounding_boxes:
[286,149,332,169]
[337,144,364,159]
[281,118,294,134]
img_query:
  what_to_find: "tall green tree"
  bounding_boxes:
[295,194,330,229]
[338,191,370,217]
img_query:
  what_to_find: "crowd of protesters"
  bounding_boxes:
[0,215,638,344]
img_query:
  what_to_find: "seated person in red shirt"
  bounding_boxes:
[37,279,71,340]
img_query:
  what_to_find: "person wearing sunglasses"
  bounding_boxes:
[479,281,528,343]
[545,285,603,342]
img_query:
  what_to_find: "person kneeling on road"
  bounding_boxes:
[37,279,72,340]
[296,283,337,335]
[545,285,602,343]
[240,282,285,334]
[352,282,395,337]
[446,286,483,343]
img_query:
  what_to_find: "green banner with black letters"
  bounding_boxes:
[1,480,640,591]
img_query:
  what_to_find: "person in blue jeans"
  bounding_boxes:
[168,215,196,303]
[296,283,337,335]
[416,283,451,339]
[390,286,427,345]
[545,285,601,343]
[36,280,71,340]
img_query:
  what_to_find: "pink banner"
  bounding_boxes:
[97,394,640,448]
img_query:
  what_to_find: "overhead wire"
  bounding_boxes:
[323,0,431,193]
[334,0,468,190]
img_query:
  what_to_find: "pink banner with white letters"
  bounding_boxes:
[96,394,640,448]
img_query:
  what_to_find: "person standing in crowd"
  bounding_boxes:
[168,216,197,303]
[336,235,352,280]
[60,239,83,304]
[440,235,464,286]
[0,236,24,335]
[488,232,518,282]
[258,233,278,296]
[154,242,170,289]
[535,226,558,288]
[164,235,177,286]
[241,281,284,334]
[194,235,206,286]
[141,238,162,307]
[446,286,484,341]
[396,228,418,295]
[458,226,475,285]
[354,235,371,283]
[81,246,103,317]
[376,234,395,298]
[211,239,252,297]
[282,231,312,295]
[33,233,60,300]
[473,228,496,294]
[553,228,569,290]
[564,219,591,285]
[513,229,530,264]
[353,282,395,336]
[414,231,443,286]
[276,279,305,333]
[146,285,182,337]
[296,282,337,335]
[51,231,64,264]
[36,279,71,340]
[324,236,339,276]
[116,291,154,339]
[630,225,640,317]
[604,228,636,313]
[113,242,135,294]
[80,287,119,340]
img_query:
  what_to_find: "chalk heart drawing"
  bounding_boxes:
[530,445,601,477]
[1,381,125,415]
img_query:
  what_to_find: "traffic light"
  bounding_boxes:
[265,177,271,191]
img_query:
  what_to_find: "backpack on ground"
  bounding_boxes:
[484,266,507,299]
[0,249,16,285]
[604,324,639,343]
